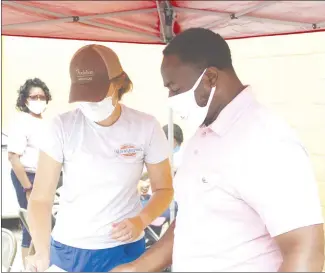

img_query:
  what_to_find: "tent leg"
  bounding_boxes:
[168,108,176,224]
[167,108,175,272]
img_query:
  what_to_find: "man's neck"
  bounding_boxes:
[204,77,245,127]
[97,103,121,127]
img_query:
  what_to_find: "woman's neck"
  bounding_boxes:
[97,103,122,127]
[29,112,42,119]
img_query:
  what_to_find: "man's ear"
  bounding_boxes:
[203,67,218,89]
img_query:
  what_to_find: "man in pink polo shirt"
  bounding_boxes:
[112,28,324,272]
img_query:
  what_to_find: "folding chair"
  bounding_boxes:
[18,208,57,255]
[18,208,35,255]
[2,228,17,272]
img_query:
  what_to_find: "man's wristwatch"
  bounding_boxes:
[23,185,33,192]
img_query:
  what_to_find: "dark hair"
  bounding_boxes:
[163,28,233,70]
[16,78,52,113]
[162,124,184,145]
[113,72,133,100]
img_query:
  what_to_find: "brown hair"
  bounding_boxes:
[113,72,133,100]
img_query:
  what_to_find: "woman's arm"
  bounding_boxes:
[111,159,173,241]
[8,152,32,189]
[138,159,173,227]
[28,151,62,257]
[111,117,173,242]
[7,115,31,189]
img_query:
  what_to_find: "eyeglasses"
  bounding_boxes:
[28,95,47,101]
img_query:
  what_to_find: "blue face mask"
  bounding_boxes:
[174,145,180,153]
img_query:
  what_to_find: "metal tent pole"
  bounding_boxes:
[156,0,175,43]
[156,0,177,227]
[168,108,176,224]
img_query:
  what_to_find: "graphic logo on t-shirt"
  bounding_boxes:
[115,144,143,158]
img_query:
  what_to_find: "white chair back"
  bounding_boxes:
[2,228,17,272]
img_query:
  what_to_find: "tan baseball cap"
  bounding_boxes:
[69,44,124,103]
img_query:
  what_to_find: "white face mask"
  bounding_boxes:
[168,69,216,128]
[26,100,47,115]
[78,96,116,122]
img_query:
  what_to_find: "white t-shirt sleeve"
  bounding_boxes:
[144,117,170,164]
[38,116,64,163]
[239,139,324,237]
[7,115,28,155]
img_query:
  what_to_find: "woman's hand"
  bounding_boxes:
[111,216,144,243]
[26,190,32,201]
[25,253,50,272]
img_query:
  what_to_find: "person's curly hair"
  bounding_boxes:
[16,78,52,113]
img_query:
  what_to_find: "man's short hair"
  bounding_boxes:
[162,124,184,145]
[163,28,233,70]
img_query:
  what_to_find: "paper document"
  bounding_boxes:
[45,265,67,272]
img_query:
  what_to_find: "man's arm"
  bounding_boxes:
[112,220,176,272]
[276,224,324,272]
[239,139,324,272]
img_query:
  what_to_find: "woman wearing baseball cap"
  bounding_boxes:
[26,45,173,272]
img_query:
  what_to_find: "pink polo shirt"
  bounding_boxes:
[172,87,323,272]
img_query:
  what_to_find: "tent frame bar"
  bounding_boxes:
[156,0,175,43]
[156,0,167,43]
[317,21,325,28]
[174,6,315,29]
[202,1,279,29]
[3,1,162,41]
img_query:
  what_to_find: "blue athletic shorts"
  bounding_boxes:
[50,237,145,272]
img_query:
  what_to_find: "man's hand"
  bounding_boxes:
[110,262,137,272]
[111,216,144,243]
[25,253,50,272]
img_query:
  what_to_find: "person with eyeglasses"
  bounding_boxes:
[7,78,52,268]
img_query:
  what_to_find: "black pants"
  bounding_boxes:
[10,170,35,248]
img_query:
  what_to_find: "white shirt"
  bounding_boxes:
[7,112,44,173]
[173,145,185,171]
[40,104,169,249]
[172,87,323,272]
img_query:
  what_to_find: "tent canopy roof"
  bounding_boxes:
[2,1,325,44]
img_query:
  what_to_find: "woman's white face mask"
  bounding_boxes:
[168,69,216,128]
[78,95,116,122]
[26,100,47,115]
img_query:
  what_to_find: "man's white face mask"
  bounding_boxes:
[168,69,216,129]
[26,100,47,115]
[78,95,116,122]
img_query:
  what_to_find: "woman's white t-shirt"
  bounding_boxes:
[40,104,169,249]
[7,112,44,173]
